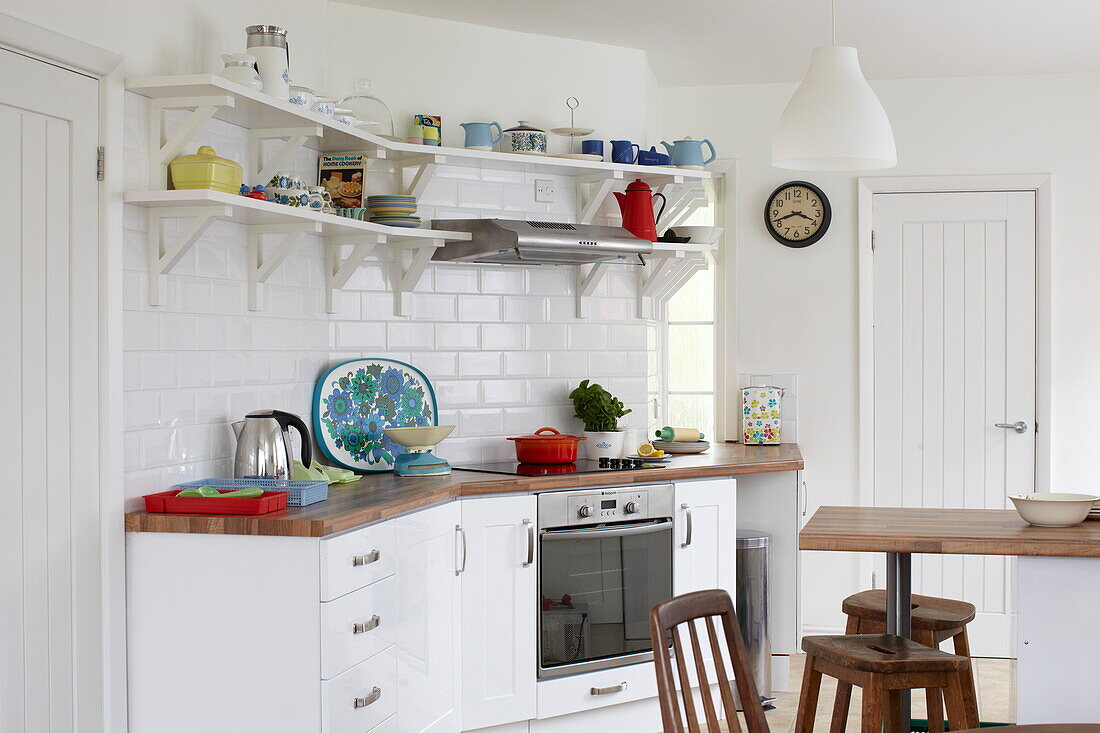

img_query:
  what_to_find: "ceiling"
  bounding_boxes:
[336,0,1100,86]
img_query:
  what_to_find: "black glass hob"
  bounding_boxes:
[453,458,664,477]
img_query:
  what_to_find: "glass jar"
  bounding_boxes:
[339,79,395,139]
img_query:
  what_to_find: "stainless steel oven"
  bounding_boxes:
[537,484,674,678]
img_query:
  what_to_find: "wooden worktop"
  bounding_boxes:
[125,442,803,538]
[801,505,1100,557]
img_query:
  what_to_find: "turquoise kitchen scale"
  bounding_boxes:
[313,358,455,475]
[384,426,455,476]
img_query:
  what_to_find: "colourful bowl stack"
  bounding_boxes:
[366,195,421,228]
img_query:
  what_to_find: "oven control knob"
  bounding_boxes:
[578,505,593,518]
[624,501,640,515]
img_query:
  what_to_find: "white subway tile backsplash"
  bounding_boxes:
[122,97,676,499]
[481,267,526,294]
[460,409,504,437]
[503,351,547,377]
[387,322,434,349]
[459,351,503,378]
[481,324,524,350]
[526,324,568,350]
[457,295,502,322]
[434,323,480,350]
[503,296,546,322]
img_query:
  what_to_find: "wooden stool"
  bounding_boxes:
[796,634,979,733]
[839,590,979,732]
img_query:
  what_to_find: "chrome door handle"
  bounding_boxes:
[523,518,534,567]
[455,525,467,576]
[995,421,1028,434]
[353,686,381,708]
[352,615,380,634]
[590,682,627,696]
[680,504,693,548]
[352,549,379,566]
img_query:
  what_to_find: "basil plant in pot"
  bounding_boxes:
[568,379,632,460]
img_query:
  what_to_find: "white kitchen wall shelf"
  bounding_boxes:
[124,189,471,316]
[126,74,722,319]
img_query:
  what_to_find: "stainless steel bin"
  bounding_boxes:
[735,530,772,707]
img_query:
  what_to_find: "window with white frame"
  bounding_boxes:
[663,259,717,439]
[660,182,721,441]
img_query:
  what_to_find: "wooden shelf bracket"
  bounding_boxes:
[249,126,324,185]
[637,251,709,319]
[325,235,381,314]
[400,153,448,198]
[576,171,624,225]
[391,241,443,317]
[146,205,228,306]
[247,222,323,311]
[575,261,612,318]
[147,94,235,189]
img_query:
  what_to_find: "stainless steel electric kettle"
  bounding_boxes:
[231,409,312,480]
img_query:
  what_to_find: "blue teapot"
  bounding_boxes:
[660,137,717,168]
[461,121,504,150]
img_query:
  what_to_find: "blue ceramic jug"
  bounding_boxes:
[611,140,640,164]
[461,121,504,150]
[660,137,717,168]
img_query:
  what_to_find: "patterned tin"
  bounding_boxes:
[741,386,783,445]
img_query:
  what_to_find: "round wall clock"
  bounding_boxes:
[764,181,831,248]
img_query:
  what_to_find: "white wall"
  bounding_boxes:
[661,71,1100,631]
[68,2,671,509]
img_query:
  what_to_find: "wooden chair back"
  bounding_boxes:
[649,589,770,733]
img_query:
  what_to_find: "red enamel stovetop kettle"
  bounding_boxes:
[613,179,666,241]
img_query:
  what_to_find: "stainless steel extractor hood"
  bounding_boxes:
[431,219,652,266]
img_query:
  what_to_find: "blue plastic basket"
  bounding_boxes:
[173,478,329,507]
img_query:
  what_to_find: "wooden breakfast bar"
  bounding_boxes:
[801,506,1100,727]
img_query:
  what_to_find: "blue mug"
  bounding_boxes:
[611,140,640,164]
[581,139,604,158]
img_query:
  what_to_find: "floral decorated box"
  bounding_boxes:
[742,386,783,445]
[314,358,437,472]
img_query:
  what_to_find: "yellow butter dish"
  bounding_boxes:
[169,145,244,194]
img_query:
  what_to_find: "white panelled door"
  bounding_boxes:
[872,191,1036,658]
[0,49,103,731]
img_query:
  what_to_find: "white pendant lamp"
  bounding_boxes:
[771,0,896,170]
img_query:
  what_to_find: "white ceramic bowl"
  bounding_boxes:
[383,425,455,451]
[1009,493,1098,527]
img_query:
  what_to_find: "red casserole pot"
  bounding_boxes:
[507,427,586,464]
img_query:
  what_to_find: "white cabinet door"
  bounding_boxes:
[673,478,737,596]
[396,502,462,733]
[459,495,537,730]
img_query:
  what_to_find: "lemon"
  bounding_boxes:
[652,450,665,458]
[637,443,657,457]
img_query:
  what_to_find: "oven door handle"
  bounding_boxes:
[540,518,672,541]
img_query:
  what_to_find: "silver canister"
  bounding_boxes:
[245,24,290,100]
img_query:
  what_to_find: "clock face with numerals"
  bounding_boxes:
[764,181,831,248]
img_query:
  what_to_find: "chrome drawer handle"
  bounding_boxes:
[523,518,534,568]
[352,615,380,634]
[352,550,379,567]
[680,504,693,548]
[455,525,467,576]
[353,686,381,708]
[590,682,627,696]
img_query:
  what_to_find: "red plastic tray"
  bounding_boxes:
[142,489,288,515]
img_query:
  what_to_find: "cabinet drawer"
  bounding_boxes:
[365,714,396,733]
[322,576,397,680]
[322,646,397,733]
[536,661,657,719]
[321,521,396,601]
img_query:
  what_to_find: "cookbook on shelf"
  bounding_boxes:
[318,152,367,209]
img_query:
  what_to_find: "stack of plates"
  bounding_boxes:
[366,195,421,228]
[653,440,710,454]
[1087,500,1100,520]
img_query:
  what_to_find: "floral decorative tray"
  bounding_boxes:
[313,358,438,472]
